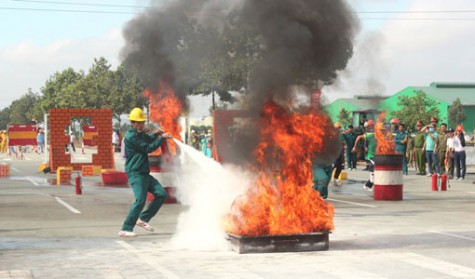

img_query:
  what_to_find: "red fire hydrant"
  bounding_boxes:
[75,172,82,195]
[431,173,439,191]
[440,173,447,191]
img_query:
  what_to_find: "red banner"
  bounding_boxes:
[82,125,98,146]
[8,124,38,146]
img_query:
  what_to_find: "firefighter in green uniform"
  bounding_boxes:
[395,123,408,175]
[118,108,172,238]
[414,121,427,175]
[311,123,343,199]
[435,123,448,174]
[353,120,376,191]
[312,162,333,199]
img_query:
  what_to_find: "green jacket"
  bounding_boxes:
[124,127,165,175]
[365,132,376,160]
[395,131,408,152]
[414,132,425,148]
[436,133,447,153]
[343,132,357,151]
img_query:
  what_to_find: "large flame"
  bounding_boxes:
[375,113,396,155]
[143,81,182,155]
[225,101,335,236]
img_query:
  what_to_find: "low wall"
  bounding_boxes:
[466,146,475,166]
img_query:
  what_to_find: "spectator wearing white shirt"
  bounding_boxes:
[445,128,455,179]
[453,125,466,180]
[69,132,76,153]
[112,130,120,152]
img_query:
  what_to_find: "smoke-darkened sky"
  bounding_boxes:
[120,0,357,164]
[120,0,357,111]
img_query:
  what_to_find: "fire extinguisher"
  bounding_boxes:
[431,173,439,191]
[75,172,82,195]
[440,173,447,191]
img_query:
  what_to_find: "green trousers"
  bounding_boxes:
[415,147,426,174]
[397,148,408,174]
[437,150,446,174]
[122,174,168,232]
[447,158,454,178]
[312,164,332,199]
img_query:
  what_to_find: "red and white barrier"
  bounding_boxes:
[374,154,403,201]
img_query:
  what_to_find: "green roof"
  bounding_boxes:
[337,96,387,111]
[408,82,475,105]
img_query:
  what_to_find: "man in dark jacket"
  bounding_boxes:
[343,125,357,170]
[119,108,172,237]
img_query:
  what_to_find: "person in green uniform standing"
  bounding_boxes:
[352,120,376,191]
[343,125,358,171]
[312,162,333,199]
[118,108,172,238]
[406,130,415,168]
[414,121,426,175]
[395,123,408,175]
[435,123,448,174]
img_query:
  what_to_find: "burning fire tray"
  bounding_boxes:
[227,232,329,254]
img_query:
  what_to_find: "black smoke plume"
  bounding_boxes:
[121,0,357,164]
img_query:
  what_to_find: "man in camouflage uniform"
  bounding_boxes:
[414,121,426,175]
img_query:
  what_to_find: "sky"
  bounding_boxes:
[1,0,475,116]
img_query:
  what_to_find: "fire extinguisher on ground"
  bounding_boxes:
[75,172,82,195]
[431,173,439,191]
[440,173,447,191]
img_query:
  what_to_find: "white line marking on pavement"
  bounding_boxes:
[391,252,475,278]
[116,241,180,279]
[54,196,81,214]
[10,176,42,186]
[428,230,475,241]
[10,167,19,172]
[4,192,50,197]
[327,198,377,208]
[26,177,40,186]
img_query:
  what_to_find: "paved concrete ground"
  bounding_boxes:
[1,151,475,279]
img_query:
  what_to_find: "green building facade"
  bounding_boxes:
[379,82,475,132]
[326,82,475,133]
[325,96,386,128]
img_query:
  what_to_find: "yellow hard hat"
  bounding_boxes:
[334,122,341,128]
[129,108,147,122]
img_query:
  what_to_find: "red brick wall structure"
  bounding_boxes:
[212,110,253,164]
[0,163,10,176]
[49,109,114,171]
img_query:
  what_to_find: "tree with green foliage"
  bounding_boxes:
[189,13,259,103]
[391,90,440,131]
[337,108,352,128]
[107,65,147,126]
[9,89,43,124]
[38,58,146,121]
[75,57,115,108]
[39,67,85,111]
[0,107,11,130]
[448,98,465,127]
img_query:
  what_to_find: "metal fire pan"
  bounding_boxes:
[227,232,329,254]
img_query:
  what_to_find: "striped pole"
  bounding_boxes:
[374,154,403,200]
